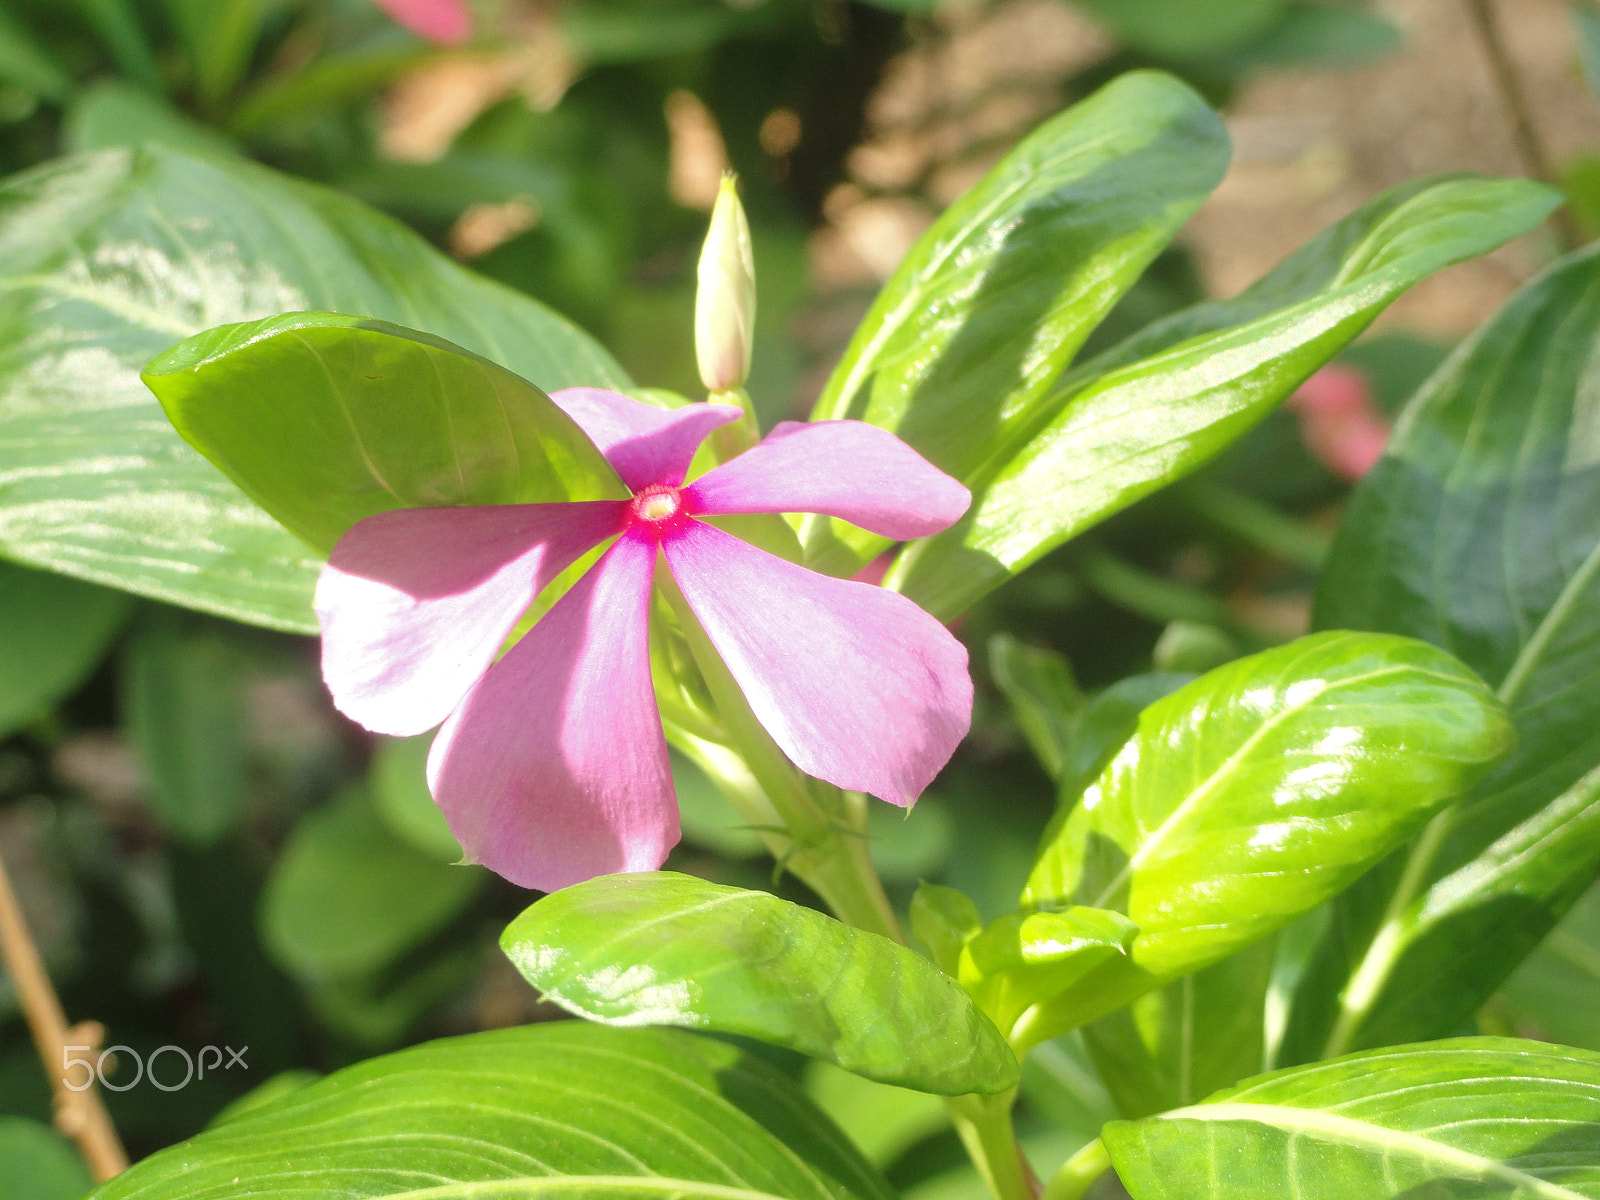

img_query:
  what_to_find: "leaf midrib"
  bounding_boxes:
[1151,1101,1590,1199]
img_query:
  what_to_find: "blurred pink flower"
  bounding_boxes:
[316,390,973,891]
[371,0,470,44]
[1288,363,1389,481]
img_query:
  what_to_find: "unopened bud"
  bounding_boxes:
[695,173,756,393]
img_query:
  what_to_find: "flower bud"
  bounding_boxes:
[695,173,756,394]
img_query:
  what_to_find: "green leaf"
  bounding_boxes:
[803,71,1229,576]
[90,1022,894,1200]
[1016,631,1512,1045]
[960,906,1138,1038]
[910,881,983,977]
[65,80,241,159]
[0,146,628,633]
[897,175,1560,618]
[1282,243,1600,1061]
[988,634,1082,780]
[501,872,1020,1096]
[0,559,130,738]
[0,8,72,101]
[804,1061,948,1170]
[1104,1038,1600,1200]
[1497,879,1600,1051]
[1082,939,1273,1119]
[371,733,462,862]
[0,1116,92,1200]
[160,0,263,109]
[71,0,162,92]
[1075,0,1286,58]
[121,607,250,844]
[261,788,483,982]
[146,312,624,555]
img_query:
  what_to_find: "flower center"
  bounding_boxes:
[629,483,684,526]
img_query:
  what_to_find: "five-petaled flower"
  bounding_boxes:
[316,389,974,891]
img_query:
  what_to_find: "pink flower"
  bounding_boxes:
[316,390,974,891]
[370,0,471,44]
[1288,363,1389,481]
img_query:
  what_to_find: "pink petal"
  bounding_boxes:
[663,519,971,805]
[685,420,970,539]
[550,388,741,491]
[316,502,623,737]
[370,0,471,43]
[1289,365,1390,481]
[427,532,676,891]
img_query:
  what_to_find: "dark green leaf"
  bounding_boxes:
[261,788,483,981]
[0,1116,92,1200]
[1017,632,1512,1045]
[371,733,461,862]
[988,634,1082,780]
[90,1023,894,1200]
[0,147,627,632]
[1082,939,1273,1119]
[1075,0,1286,58]
[897,176,1559,617]
[71,0,162,92]
[1497,879,1600,1051]
[1283,244,1600,1061]
[160,0,262,108]
[501,872,1020,1096]
[0,560,129,738]
[803,1062,948,1170]
[121,608,249,844]
[147,312,623,555]
[0,8,72,101]
[804,71,1229,576]
[1104,1038,1600,1200]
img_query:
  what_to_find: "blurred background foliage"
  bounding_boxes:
[0,0,1597,1196]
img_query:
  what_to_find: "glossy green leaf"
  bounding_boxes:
[960,906,1138,1038]
[147,312,623,555]
[1016,631,1512,1044]
[91,1022,894,1200]
[1283,244,1600,1061]
[897,175,1560,617]
[261,788,483,982]
[501,872,1020,1096]
[0,1116,92,1200]
[1082,939,1273,1119]
[0,559,129,738]
[0,146,627,633]
[803,70,1228,575]
[121,607,249,843]
[988,634,1082,780]
[1104,1038,1600,1200]
[371,733,462,862]
[910,881,983,977]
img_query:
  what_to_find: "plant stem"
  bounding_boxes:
[1041,1139,1110,1200]
[1464,0,1581,246]
[0,846,127,1180]
[948,1091,1040,1200]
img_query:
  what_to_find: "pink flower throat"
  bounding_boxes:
[627,483,690,535]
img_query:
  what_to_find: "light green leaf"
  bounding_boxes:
[0,146,628,633]
[1017,631,1512,1045]
[804,1061,948,1170]
[501,872,1020,1096]
[89,1023,894,1200]
[910,881,983,977]
[146,312,624,555]
[897,175,1560,617]
[1497,878,1600,1051]
[1283,243,1600,1060]
[121,607,250,844]
[804,71,1228,576]
[960,906,1137,1038]
[65,80,240,159]
[1104,1038,1600,1200]
[0,1116,92,1200]
[0,559,129,738]
[261,788,483,982]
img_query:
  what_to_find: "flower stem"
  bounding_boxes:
[948,1091,1040,1200]
[1041,1139,1110,1200]
[0,846,127,1181]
